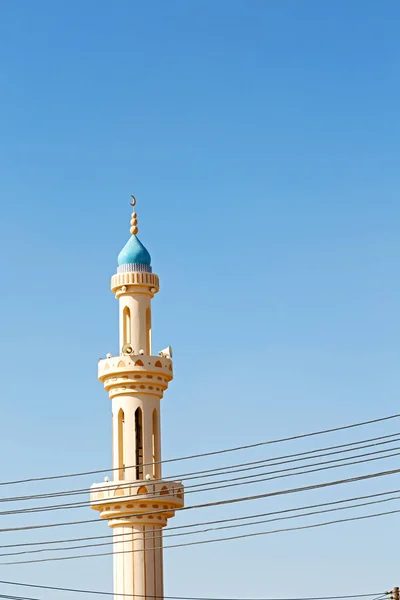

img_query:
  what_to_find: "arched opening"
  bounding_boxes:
[152,409,160,478]
[135,407,143,480]
[117,409,125,480]
[146,307,152,354]
[123,306,131,346]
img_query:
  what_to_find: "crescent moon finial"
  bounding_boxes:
[129,195,138,235]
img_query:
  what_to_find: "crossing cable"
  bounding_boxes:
[0,465,399,534]
[0,413,398,488]
[1,489,400,558]
[5,441,400,515]
[0,593,388,600]
[181,445,400,493]
[0,581,387,600]
[1,432,398,506]
[0,595,384,600]
[0,487,398,552]
[0,595,35,600]
[0,444,399,516]
[0,591,390,600]
[2,506,399,565]
[1,444,400,517]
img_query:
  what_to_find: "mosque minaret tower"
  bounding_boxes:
[91,198,184,600]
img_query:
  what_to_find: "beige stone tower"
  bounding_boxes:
[91,198,184,600]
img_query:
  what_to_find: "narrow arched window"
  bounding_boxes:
[152,409,160,478]
[123,306,131,346]
[135,407,143,480]
[118,409,125,480]
[146,307,152,355]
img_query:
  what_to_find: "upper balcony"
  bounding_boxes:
[98,354,173,399]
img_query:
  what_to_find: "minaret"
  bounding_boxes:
[91,197,184,600]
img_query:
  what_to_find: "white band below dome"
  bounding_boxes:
[117,264,153,273]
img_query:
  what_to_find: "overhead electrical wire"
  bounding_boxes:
[0,465,399,534]
[0,413,398,488]
[2,507,399,565]
[146,433,400,484]
[0,591,390,600]
[0,580,387,600]
[1,444,399,517]
[0,487,398,552]
[0,595,38,600]
[1,489,400,559]
[183,445,400,493]
[1,432,398,506]
[0,592,388,600]
[0,595,374,600]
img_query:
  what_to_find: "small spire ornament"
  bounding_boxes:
[130,195,138,235]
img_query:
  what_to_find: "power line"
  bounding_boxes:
[0,465,399,535]
[2,506,399,565]
[2,489,400,558]
[184,446,400,493]
[1,487,397,551]
[1,413,398,487]
[2,444,399,517]
[157,433,400,484]
[0,581,387,600]
[2,432,398,506]
[0,595,36,600]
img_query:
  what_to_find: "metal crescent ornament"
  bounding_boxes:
[130,195,137,207]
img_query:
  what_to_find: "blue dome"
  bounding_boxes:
[118,235,152,266]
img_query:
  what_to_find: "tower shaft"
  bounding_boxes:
[113,525,164,600]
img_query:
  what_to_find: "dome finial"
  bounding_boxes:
[118,194,152,268]
[130,195,138,235]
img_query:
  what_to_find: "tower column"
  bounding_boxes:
[113,525,164,600]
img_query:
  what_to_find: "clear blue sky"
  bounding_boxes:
[0,0,400,598]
